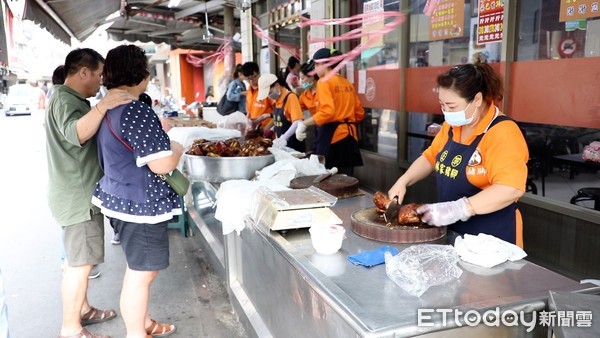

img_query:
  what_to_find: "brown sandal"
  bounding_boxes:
[146,319,177,337]
[80,306,117,326]
[58,327,110,338]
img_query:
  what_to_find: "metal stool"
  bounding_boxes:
[570,187,600,211]
[168,195,190,237]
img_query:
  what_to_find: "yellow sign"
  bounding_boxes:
[362,0,385,48]
[560,0,600,22]
[429,0,465,41]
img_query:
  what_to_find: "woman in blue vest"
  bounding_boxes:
[92,45,180,336]
[388,62,528,246]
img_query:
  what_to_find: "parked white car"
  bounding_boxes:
[3,84,37,116]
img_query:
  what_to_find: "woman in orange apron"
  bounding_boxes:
[295,48,364,175]
[256,74,305,152]
[388,62,529,247]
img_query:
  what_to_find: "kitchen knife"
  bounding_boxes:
[383,196,400,223]
[313,167,338,183]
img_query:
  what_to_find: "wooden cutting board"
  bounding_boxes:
[289,174,361,198]
[351,207,446,243]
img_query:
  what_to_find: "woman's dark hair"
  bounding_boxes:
[52,65,65,85]
[233,64,243,79]
[300,61,319,80]
[64,48,104,77]
[241,62,259,77]
[271,75,291,91]
[284,56,300,80]
[437,62,503,103]
[206,85,214,97]
[102,45,150,90]
[287,56,300,70]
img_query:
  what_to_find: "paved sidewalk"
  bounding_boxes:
[86,226,248,337]
[3,220,247,338]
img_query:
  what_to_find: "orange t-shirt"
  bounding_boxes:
[299,88,318,116]
[246,86,273,128]
[312,74,364,144]
[422,105,529,191]
[422,105,529,248]
[275,88,303,123]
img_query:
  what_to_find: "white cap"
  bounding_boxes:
[256,73,278,101]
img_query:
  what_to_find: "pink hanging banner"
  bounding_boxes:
[185,37,232,68]
[297,11,405,81]
[252,17,300,62]
[477,0,504,44]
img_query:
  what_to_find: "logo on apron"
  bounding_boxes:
[468,148,482,166]
[440,150,449,162]
[451,155,462,167]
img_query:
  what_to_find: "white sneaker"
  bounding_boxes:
[88,266,101,279]
[111,232,120,245]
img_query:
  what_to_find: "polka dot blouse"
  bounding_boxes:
[92,100,182,224]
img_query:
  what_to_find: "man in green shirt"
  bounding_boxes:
[46,48,133,338]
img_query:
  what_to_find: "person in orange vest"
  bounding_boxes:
[242,62,273,138]
[295,48,364,175]
[298,60,319,116]
[388,62,529,247]
[256,73,305,152]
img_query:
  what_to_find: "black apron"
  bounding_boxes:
[274,92,305,152]
[435,114,517,244]
[315,119,363,169]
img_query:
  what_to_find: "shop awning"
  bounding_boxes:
[23,0,119,44]
[22,0,236,50]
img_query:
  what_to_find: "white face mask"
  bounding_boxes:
[268,88,281,100]
[442,102,474,127]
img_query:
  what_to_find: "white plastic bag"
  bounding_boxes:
[384,244,462,297]
[454,233,527,268]
[215,180,288,235]
[216,111,248,136]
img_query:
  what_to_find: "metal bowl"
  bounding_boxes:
[185,154,275,182]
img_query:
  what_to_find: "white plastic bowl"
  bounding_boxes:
[309,224,346,255]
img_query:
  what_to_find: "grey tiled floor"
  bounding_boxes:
[528,168,600,209]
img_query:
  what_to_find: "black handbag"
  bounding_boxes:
[105,114,190,196]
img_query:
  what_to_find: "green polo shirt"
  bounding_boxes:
[45,85,102,226]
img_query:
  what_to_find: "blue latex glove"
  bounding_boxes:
[348,246,399,267]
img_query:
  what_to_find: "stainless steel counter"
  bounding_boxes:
[186,181,225,279]
[188,183,600,337]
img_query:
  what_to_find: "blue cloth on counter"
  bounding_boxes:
[347,246,399,267]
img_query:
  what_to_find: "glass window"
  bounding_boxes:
[348,0,402,157]
[518,121,600,207]
[406,112,444,162]
[514,1,600,207]
[359,108,398,158]
[409,0,502,67]
[517,1,600,61]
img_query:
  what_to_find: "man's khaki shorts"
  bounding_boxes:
[63,213,105,267]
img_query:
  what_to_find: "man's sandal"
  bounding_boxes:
[58,327,110,338]
[146,319,177,337]
[80,307,117,326]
